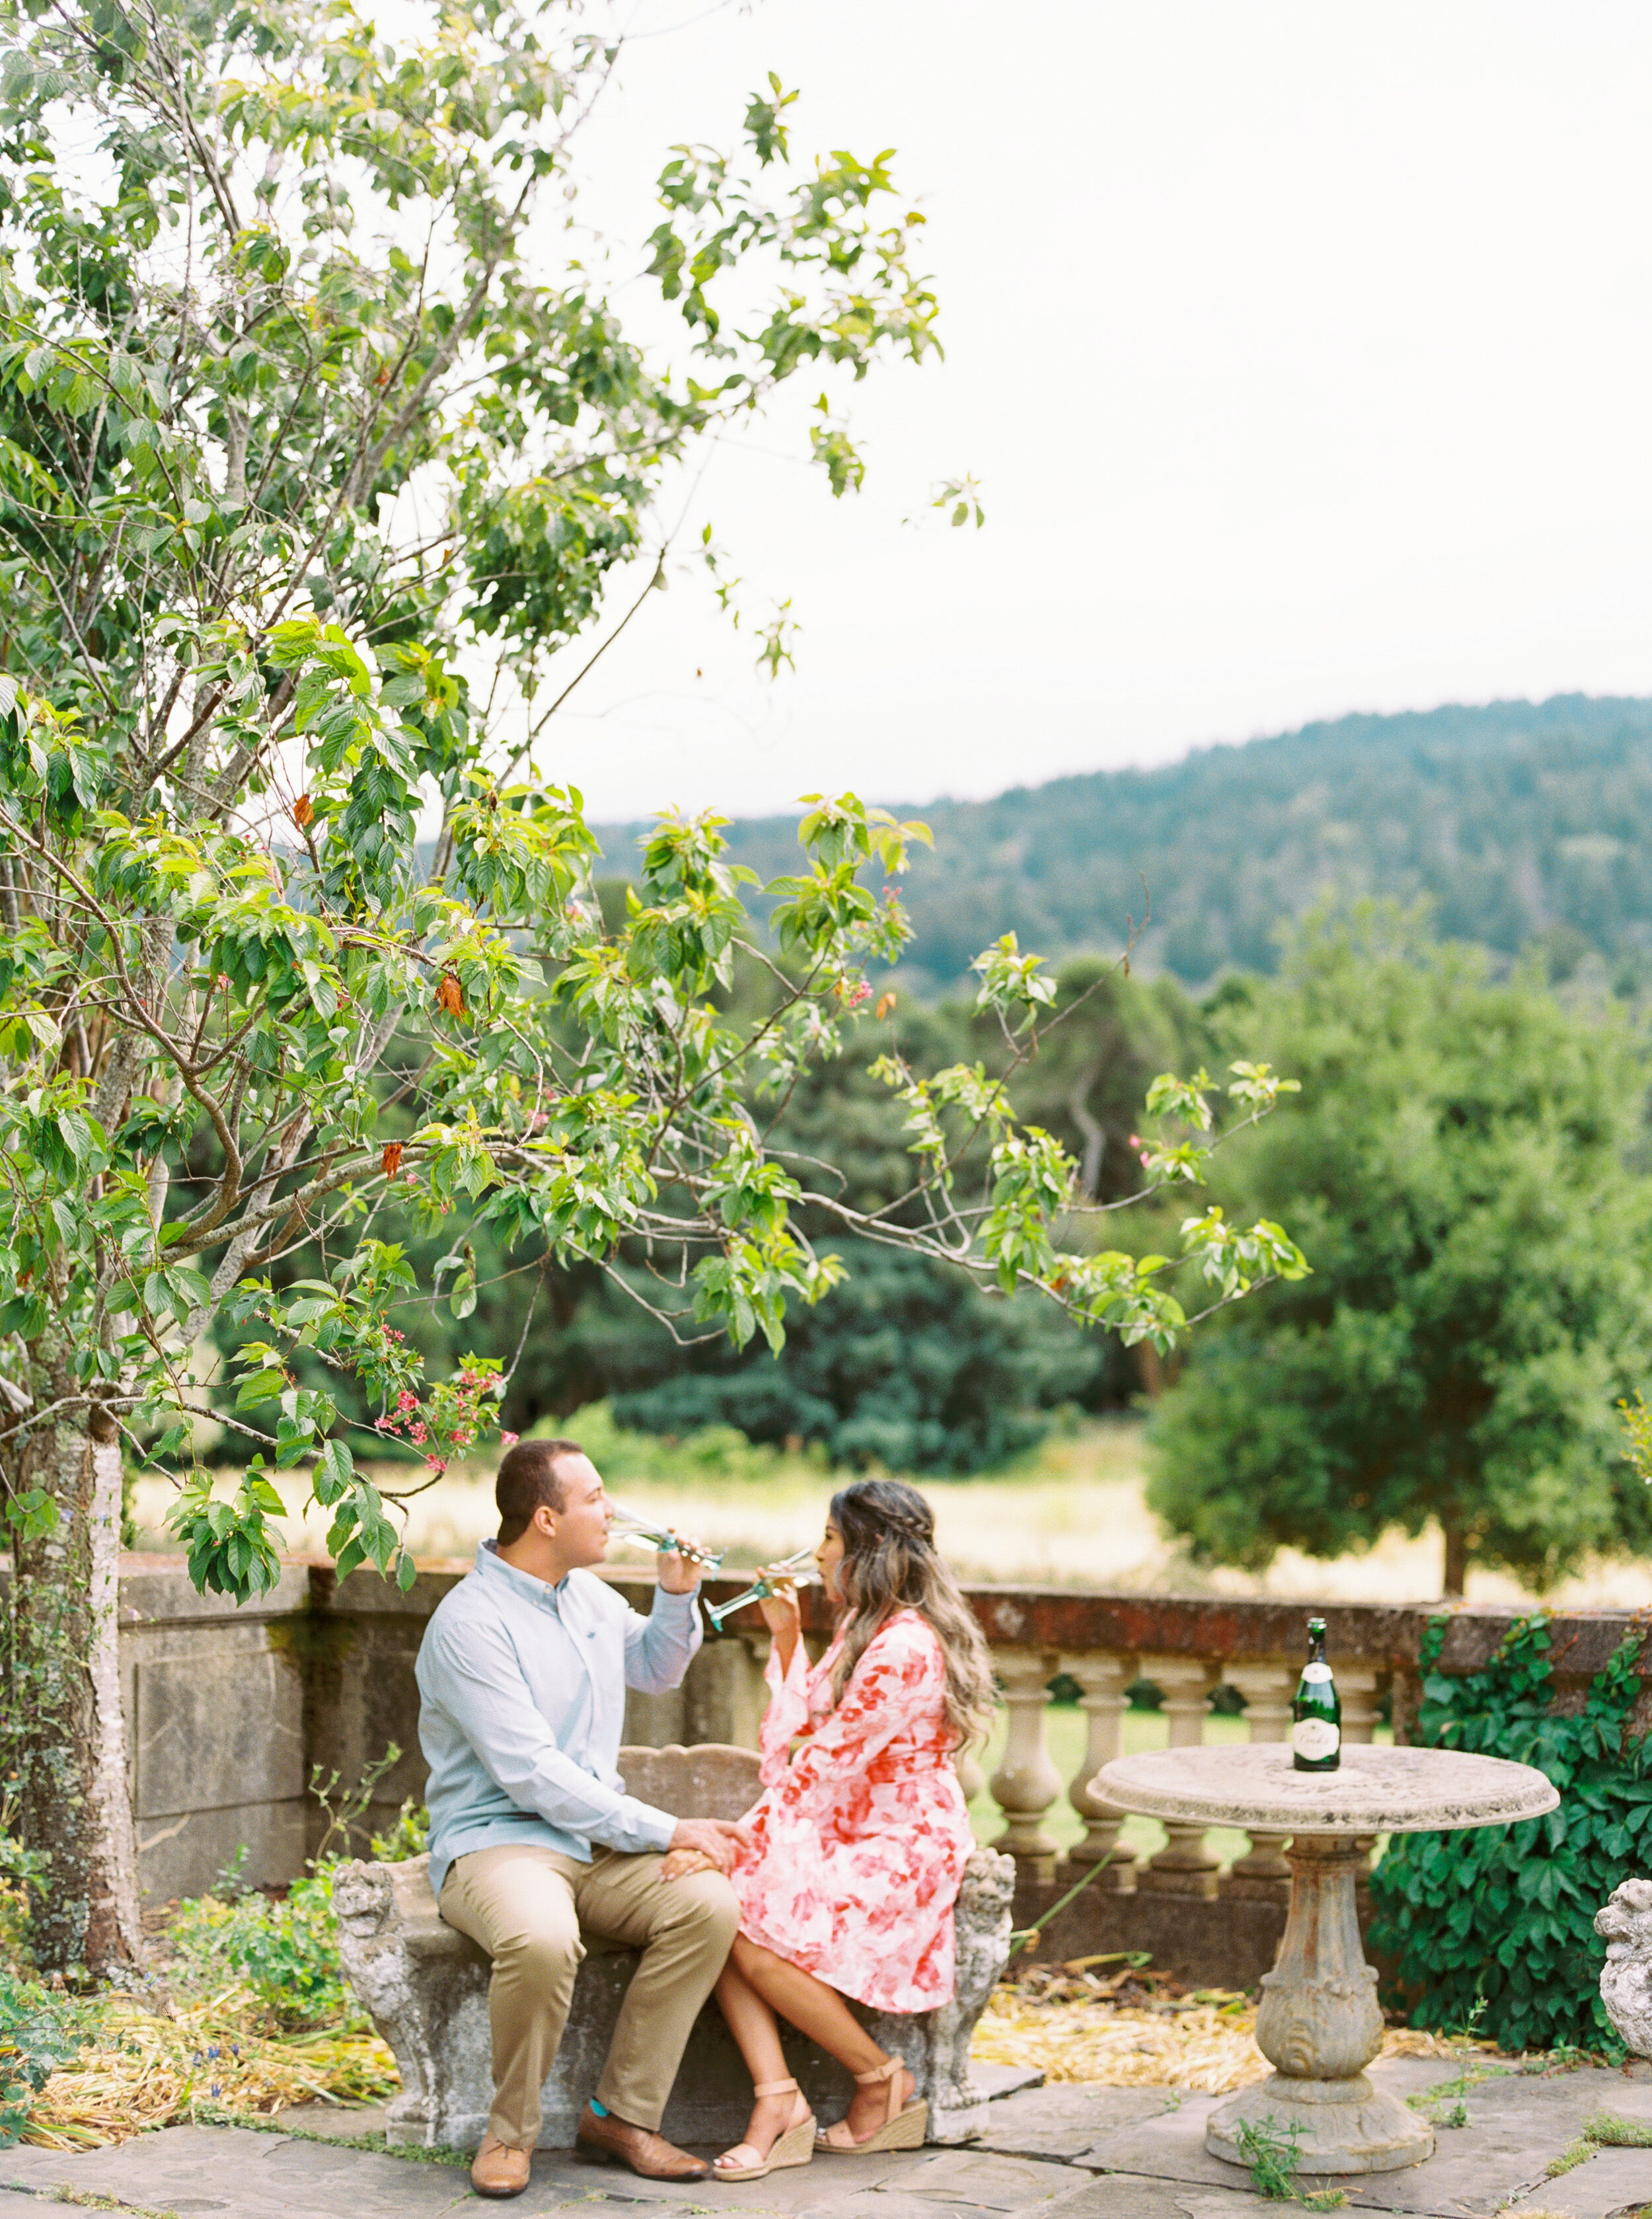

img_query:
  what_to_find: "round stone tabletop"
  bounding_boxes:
[1096,1742,1559,1835]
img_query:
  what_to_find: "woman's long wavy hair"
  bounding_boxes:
[827,1478,996,1752]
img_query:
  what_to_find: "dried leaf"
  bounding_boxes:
[291,794,314,829]
[380,1143,403,1178]
[434,973,464,1018]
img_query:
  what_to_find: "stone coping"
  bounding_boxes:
[1097,1743,1561,1834]
[88,1553,1652,1682]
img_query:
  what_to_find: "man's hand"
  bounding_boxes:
[657,1535,708,1595]
[662,1817,749,1877]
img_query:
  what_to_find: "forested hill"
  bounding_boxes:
[597,695,1652,991]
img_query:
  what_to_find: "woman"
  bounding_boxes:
[659,1478,994,2182]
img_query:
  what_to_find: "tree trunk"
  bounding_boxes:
[14,1397,141,1975]
[1441,1517,1468,1600]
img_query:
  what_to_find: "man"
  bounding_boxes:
[416,1435,747,2200]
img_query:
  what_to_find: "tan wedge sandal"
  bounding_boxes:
[714,2077,817,2183]
[815,2056,926,2154]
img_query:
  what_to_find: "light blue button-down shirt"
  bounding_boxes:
[416,1540,704,1899]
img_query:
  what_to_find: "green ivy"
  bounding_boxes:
[0,1971,80,2146]
[1369,1614,1652,2055]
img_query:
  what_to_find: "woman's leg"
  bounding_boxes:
[712,1958,810,2165]
[730,1935,915,2142]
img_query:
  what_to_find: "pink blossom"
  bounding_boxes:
[396,1390,418,1411]
[409,1423,427,1445]
[500,1430,519,1448]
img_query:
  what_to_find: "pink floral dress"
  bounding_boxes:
[729,1609,975,2013]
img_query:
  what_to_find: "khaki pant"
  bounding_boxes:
[440,1843,739,2150]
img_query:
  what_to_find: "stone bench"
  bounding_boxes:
[332,1742,1015,2153]
[1597,1875,1652,2056]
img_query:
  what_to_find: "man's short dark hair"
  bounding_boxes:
[496,1437,585,1546]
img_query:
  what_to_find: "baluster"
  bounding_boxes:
[1137,1657,1219,1896]
[1339,1667,1383,1744]
[1220,1661,1295,1899]
[1063,1653,1137,1888]
[954,1742,987,1805]
[987,1651,1064,1885]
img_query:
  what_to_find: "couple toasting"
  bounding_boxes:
[416,1435,995,2200]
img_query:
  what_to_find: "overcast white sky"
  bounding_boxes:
[531,1,1652,823]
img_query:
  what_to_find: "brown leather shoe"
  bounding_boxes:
[471,2132,531,2199]
[576,2102,710,2179]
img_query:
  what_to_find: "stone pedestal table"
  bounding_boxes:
[1096,1743,1558,2175]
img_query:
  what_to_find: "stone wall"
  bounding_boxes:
[122,1558,313,1906]
[120,1556,774,1902]
[114,1554,1652,1919]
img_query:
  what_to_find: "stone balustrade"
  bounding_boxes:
[108,1555,1652,1986]
[967,1641,1392,1919]
[763,1581,1652,1986]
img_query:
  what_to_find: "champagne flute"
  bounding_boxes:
[606,1499,727,1572]
[704,1547,821,1632]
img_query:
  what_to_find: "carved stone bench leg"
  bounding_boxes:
[1597,1876,1652,2056]
[867,1848,1015,2145]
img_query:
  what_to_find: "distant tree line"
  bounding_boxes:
[611,695,1652,994]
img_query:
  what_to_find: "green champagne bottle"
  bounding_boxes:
[1292,1615,1341,1772]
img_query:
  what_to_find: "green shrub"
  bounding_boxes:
[1369,1614,1652,2054]
[165,1750,410,2031]
[369,1799,430,1862]
[0,1969,81,2145]
[168,1869,356,2031]
[611,1240,1090,1474]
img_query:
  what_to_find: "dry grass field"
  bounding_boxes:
[131,1407,1652,1609]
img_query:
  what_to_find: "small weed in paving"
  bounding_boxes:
[1411,2063,1507,2103]
[1233,2116,1352,2208]
[1544,2108,1652,2179]
[1582,2110,1652,2146]
[1407,2060,1500,2130]
[1235,2115,1306,2199]
[201,2113,470,2167]
[47,2193,177,2215]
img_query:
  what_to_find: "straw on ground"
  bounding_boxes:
[23,1986,395,2150]
[970,1962,1482,2093]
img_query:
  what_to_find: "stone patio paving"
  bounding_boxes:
[1,2058,1647,2219]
